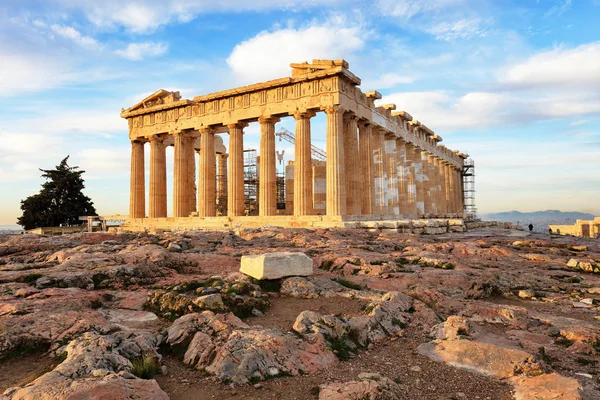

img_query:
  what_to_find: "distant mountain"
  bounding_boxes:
[480,210,596,232]
[482,210,595,222]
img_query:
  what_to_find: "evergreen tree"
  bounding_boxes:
[18,156,97,230]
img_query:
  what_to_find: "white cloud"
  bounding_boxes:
[50,24,100,49]
[0,52,73,95]
[227,22,366,84]
[376,0,466,20]
[54,0,343,34]
[361,72,414,90]
[502,42,600,89]
[426,18,489,41]
[375,0,490,41]
[545,0,572,17]
[115,42,169,61]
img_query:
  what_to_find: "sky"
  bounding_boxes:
[1,0,599,224]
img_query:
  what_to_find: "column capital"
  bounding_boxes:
[149,134,167,143]
[131,137,147,144]
[199,126,216,135]
[227,122,248,130]
[292,110,316,120]
[258,116,281,125]
[321,104,344,115]
[343,111,358,121]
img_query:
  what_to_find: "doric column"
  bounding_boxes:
[259,116,279,216]
[343,112,361,216]
[444,163,452,214]
[372,127,385,215]
[324,105,346,216]
[358,121,374,216]
[421,151,433,217]
[457,168,464,216]
[129,139,145,219]
[438,160,447,215]
[149,136,167,218]
[217,153,228,214]
[405,143,418,218]
[187,135,197,214]
[173,131,189,218]
[293,111,314,216]
[428,154,438,216]
[448,165,456,215]
[198,127,216,217]
[396,139,408,216]
[227,123,245,217]
[385,135,399,215]
[414,146,425,217]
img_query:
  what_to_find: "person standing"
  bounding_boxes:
[528,223,533,232]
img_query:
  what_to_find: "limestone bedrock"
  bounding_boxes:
[240,252,313,280]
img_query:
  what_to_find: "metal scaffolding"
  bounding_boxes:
[244,149,258,215]
[462,158,477,221]
[275,127,327,161]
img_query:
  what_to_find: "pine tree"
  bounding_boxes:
[17,156,97,230]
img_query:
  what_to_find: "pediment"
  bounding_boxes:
[125,90,182,113]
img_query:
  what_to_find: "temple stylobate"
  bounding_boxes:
[120,59,469,231]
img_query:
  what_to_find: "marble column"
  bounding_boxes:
[343,112,361,216]
[173,131,189,218]
[457,168,464,216]
[372,127,385,215]
[428,154,438,216]
[444,163,452,214]
[421,151,433,217]
[259,116,279,216]
[448,165,456,215]
[396,139,408,216]
[130,139,145,219]
[187,135,197,214]
[358,121,374,216]
[293,111,314,216]
[149,136,167,218]
[414,146,425,217]
[405,143,418,218]
[324,105,346,216]
[217,153,228,213]
[385,135,399,215]
[227,124,245,217]
[437,159,446,215]
[198,127,216,217]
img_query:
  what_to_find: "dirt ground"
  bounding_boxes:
[156,326,513,400]
[155,295,513,400]
[0,350,57,393]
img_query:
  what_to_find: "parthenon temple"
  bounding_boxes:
[120,59,469,231]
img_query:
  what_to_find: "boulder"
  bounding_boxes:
[240,252,313,280]
[419,339,541,378]
[319,373,403,400]
[3,332,167,400]
[511,373,582,400]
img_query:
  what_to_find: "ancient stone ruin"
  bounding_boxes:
[120,59,468,232]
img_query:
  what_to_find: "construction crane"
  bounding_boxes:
[275,127,327,162]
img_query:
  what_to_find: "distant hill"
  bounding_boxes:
[483,210,595,222]
[480,210,596,232]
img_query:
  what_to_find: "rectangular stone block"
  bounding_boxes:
[240,252,313,280]
[424,227,447,234]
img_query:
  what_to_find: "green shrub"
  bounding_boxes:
[323,334,354,361]
[130,353,160,379]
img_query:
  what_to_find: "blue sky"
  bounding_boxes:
[1,0,599,224]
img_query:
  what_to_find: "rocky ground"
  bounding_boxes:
[0,227,598,399]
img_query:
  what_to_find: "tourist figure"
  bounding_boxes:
[528,223,533,232]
